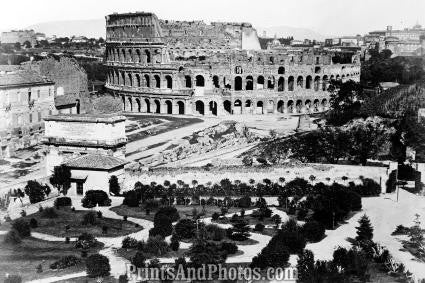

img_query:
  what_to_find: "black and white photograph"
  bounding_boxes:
[1,0,425,282]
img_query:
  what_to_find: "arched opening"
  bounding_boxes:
[145,99,151,113]
[234,99,242,114]
[296,100,303,113]
[322,99,328,109]
[136,98,141,112]
[322,75,329,91]
[223,100,231,114]
[145,49,151,63]
[195,100,205,115]
[177,101,185,114]
[165,75,172,89]
[267,76,275,89]
[128,97,133,112]
[136,74,141,87]
[277,100,284,113]
[297,76,304,88]
[313,99,320,112]
[314,76,320,91]
[121,49,126,62]
[256,101,264,114]
[209,101,217,116]
[246,76,253,90]
[278,66,285,74]
[287,100,294,113]
[185,76,192,88]
[336,75,340,81]
[257,76,264,89]
[267,100,275,113]
[154,100,161,114]
[213,76,220,88]
[288,76,294,91]
[136,49,141,63]
[278,77,284,92]
[234,76,243,91]
[76,99,80,114]
[330,75,335,82]
[195,75,205,87]
[306,76,312,89]
[245,100,252,114]
[305,100,311,112]
[128,73,133,87]
[128,49,133,62]
[165,100,172,114]
[121,72,125,86]
[223,77,231,89]
[144,75,150,87]
[122,96,126,111]
[154,75,161,88]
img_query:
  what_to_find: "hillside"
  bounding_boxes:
[27,19,105,38]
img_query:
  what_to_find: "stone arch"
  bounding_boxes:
[306,75,312,89]
[297,76,304,88]
[121,49,126,62]
[330,75,335,81]
[278,77,285,92]
[288,76,294,91]
[144,75,150,87]
[267,100,275,113]
[154,75,161,88]
[135,74,141,87]
[223,100,231,114]
[195,100,205,115]
[128,49,133,62]
[128,97,133,112]
[122,96,126,111]
[165,100,172,114]
[256,101,264,114]
[213,76,220,88]
[278,66,285,74]
[322,98,328,108]
[245,99,252,114]
[296,100,303,113]
[341,74,346,82]
[165,75,173,89]
[195,75,205,87]
[185,76,192,88]
[287,100,294,113]
[305,99,312,112]
[136,49,141,63]
[313,99,320,112]
[277,100,284,113]
[128,73,133,87]
[154,99,161,114]
[336,74,340,81]
[246,76,253,90]
[135,98,141,112]
[314,76,320,91]
[234,99,242,114]
[177,101,185,114]
[145,98,151,113]
[257,76,264,89]
[267,76,275,89]
[121,72,125,86]
[145,49,151,63]
[322,75,329,91]
[235,76,243,91]
[209,101,217,116]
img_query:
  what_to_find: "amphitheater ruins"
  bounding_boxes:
[104,12,361,116]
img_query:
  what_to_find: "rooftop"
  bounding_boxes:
[0,69,54,89]
[44,113,126,124]
[65,154,127,170]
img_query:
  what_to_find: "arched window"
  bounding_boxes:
[288,76,294,91]
[213,76,220,88]
[306,76,312,89]
[185,76,192,88]
[278,66,285,74]
[154,75,160,88]
[145,49,151,63]
[246,76,253,90]
[195,75,205,87]
[278,77,284,92]
[234,76,242,91]
[165,75,172,89]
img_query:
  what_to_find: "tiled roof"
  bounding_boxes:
[65,154,127,170]
[54,94,78,107]
[0,69,54,89]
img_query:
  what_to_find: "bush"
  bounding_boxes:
[205,224,226,241]
[3,229,22,245]
[54,197,72,208]
[24,180,46,204]
[122,190,140,207]
[302,221,326,243]
[220,241,238,255]
[156,206,180,222]
[211,212,220,221]
[50,255,81,270]
[132,251,146,268]
[29,218,38,228]
[41,207,58,218]
[144,235,169,256]
[86,254,110,278]
[12,219,31,238]
[122,236,138,249]
[150,213,173,237]
[170,236,180,251]
[174,219,196,239]
[81,190,111,208]
[254,223,265,232]
[238,195,252,208]
[278,230,306,254]
[4,275,22,283]
[97,211,103,218]
[82,211,97,226]
[392,225,410,235]
[75,232,97,249]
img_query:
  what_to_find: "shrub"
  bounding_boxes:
[238,195,252,208]
[82,211,97,225]
[211,212,220,221]
[122,190,140,207]
[297,208,308,220]
[29,218,38,228]
[392,225,410,235]
[144,235,169,256]
[41,207,58,218]
[150,213,172,237]
[50,255,81,269]
[75,232,97,249]
[12,219,31,238]
[24,180,46,204]
[278,230,306,254]
[122,236,138,249]
[86,254,110,278]
[156,206,180,222]
[81,190,111,208]
[302,221,326,243]
[220,241,238,255]
[132,251,146,268]
[174,219,196,239]
[109,175,120,196]
[254,223,265,232]
[170,236,180,251]
[4,275,22,283]
[54,197,72,208]
[205,224,226,241]
[3,229,22,245]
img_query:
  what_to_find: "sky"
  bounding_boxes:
[1,0,424,36]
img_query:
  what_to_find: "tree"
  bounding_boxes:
[150,213,173,237]
[50,165,71,195]
[242,156,253,166]
[188,237,227,268]
[228,219,251,241]
[131,251,146,268]
[109,175,120,195]
[409,213,424,249]
[302,220,326,242]
[12,219,31,238]
[22,40,32,49]
[355,214,374,242]
[24,180,47,204]
[14,42,21,50]
[297,249,315,282]
[174,219,196,239]
[86,254,110,278]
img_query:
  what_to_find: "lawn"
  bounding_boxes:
[21,208,143,237]
[0,235,102,282]
[110,204,241,222]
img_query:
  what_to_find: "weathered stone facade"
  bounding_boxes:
[104,12,361,116]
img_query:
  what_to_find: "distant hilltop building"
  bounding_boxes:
[0,30,36,47]
[104,12,360,116]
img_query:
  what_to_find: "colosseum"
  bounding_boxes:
[104,12,361,116]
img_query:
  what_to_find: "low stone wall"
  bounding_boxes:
[124,163,390,193]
